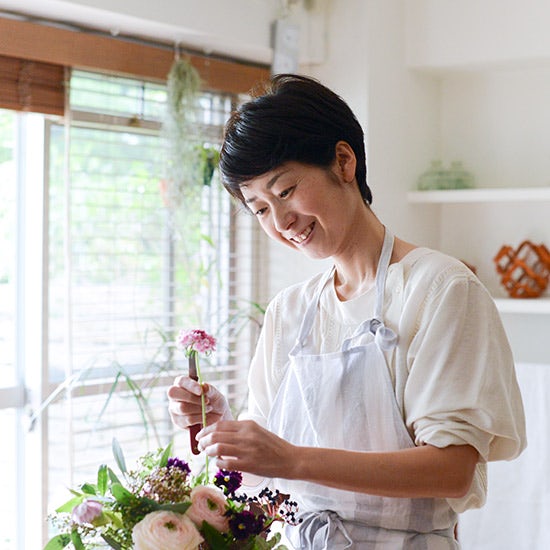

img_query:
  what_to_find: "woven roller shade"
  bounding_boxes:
[0,17,269,96]
[0,54,65,115]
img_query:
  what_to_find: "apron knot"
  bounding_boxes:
[370,318,398,351]
[295,510,354,549]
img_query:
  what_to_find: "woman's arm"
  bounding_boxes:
[197,419,479,499]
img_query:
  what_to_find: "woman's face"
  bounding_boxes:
[239,159,358,260]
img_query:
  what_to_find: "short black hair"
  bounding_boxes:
[219,74,372,206]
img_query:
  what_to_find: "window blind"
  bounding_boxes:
[0,16,269,95]
[46,70,264,497]
[0,54,65,115]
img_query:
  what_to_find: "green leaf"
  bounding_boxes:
[101,532,125,550]
[80,483,97,495]
[159,441,173,468]
[246,533,284,550]
[110,483,136,505]
[55,495,84,513]
[103,509,124,529]
[43,534,71,550]
[70,529,86,550]
[97,464,108,495]
[158,502,190,514]
[194,471,208,487]
[107,466,123,486]
[199,232,215,247]
[200,521,231,549]
[112,438,127,475]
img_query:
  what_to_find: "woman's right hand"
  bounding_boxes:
[167,376,233,431]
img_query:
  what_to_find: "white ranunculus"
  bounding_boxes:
[186,485,230,533]
[132,510,203,550]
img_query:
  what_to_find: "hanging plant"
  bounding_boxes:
[196,144,220,187]
[162,57,203,208]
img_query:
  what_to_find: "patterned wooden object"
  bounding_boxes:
[494,241,550,298]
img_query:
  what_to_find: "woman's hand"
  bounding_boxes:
[167,376,232,431]
[197,419,297,479]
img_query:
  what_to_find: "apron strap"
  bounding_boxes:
[292,267,335,352]
[374,227,394,320]
[292,227,397,354]
[341,228,398,352]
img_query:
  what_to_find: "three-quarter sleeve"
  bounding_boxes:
[404,267,526,463]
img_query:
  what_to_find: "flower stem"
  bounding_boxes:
[195,352,209,480]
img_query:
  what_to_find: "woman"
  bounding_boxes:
[168,74,526,548]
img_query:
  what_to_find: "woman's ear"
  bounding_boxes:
[334,141,357,183]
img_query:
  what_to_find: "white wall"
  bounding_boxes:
[406,0,550,70]
[406,2,550,294]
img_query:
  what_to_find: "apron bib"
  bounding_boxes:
[267,229,458,549]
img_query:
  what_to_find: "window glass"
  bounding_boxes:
[0,110,15,388]
[46,71,258,501]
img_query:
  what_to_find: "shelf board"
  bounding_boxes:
[494,297,550,314]
[407,187,550,204]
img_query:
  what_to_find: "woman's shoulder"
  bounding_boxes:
[400,246,476,281]
[397,246,490,306]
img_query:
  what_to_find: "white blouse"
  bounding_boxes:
[246,247,527,512]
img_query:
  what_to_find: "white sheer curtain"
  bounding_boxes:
[458,362,550,549]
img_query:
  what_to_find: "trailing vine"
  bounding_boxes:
[162,57,203,208]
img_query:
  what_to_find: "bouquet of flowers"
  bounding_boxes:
[44,440,299,549]
[45,329,299,549]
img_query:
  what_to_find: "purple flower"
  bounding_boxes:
[214,469,242,496]
[177,329,216,355]
[228,510,266,540]
[167,457,191,475]
[72,499,103,525]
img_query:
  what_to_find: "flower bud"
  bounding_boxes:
[72,499,104,525]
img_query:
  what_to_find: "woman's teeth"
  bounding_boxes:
[291,224,313,244]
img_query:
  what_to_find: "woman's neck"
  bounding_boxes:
[332,211,386,301]
[332,211,417,302]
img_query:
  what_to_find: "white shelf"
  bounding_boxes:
[407,187,550,204]
[494,297,550,315]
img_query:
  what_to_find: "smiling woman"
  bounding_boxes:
[168,74,527,549]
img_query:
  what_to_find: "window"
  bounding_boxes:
[0,69,265,549]
[0,109,19,550]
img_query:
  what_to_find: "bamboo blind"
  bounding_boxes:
[0,16,269,115]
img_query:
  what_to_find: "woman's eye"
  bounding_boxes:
[279,186,294,199]
[255,207,267,217]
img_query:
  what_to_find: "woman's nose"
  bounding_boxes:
[272,204,294,232]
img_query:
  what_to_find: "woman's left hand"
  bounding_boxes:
[197,419,296,479]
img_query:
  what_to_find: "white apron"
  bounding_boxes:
[267,229,458,549]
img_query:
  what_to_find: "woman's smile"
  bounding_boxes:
[289,222,315,245]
